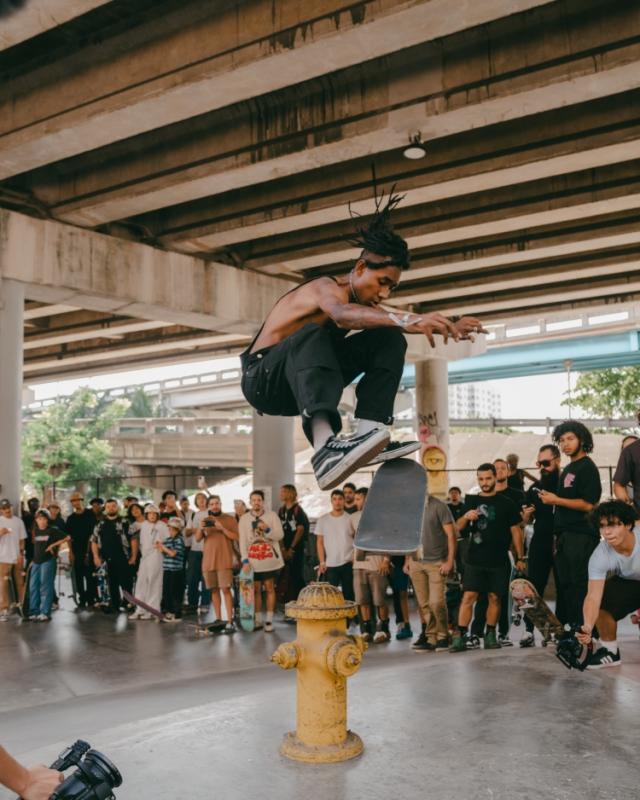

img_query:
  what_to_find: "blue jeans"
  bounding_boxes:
[29,560,56,617]
[186,550,211,607]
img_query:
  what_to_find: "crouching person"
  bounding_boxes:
[577,500,640,668]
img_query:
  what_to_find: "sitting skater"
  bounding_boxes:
[240,190,485,489]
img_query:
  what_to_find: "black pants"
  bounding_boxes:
[163,570,184,617]
[241,323,407,442]
[525,530,554,633]
[106,556,133,611]
[73,553,97,605]
[326,561,355,603]
[554,531,599,626]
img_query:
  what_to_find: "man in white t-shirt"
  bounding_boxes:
[577,500,640,668]
[316,489,356,602]
[0,499,27,620]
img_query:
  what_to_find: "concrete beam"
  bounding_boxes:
[272,183,640,274]
[0,1,112,51]
[164,135,640,255]
[429,280,640,319]
[48,57,640,227]
[24,319,170,351]
[24,302,79,320]
[0,0,554,181]
[23,333,250,375]
[0,209,293,334]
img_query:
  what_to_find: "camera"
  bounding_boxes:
[202,518,216,528]
[30,740,122,800]
[555,625,592,671]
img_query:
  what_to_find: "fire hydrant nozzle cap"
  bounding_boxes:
[284,582,358,620]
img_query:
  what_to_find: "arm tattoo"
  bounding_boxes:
[388,311,421,329]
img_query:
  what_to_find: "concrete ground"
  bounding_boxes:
[1,598,640,800]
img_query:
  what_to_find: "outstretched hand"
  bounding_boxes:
[405,312,459,346]
[454,316,488,341]
[18,765,63,800]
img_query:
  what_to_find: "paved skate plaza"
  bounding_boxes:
[2,606,639,800]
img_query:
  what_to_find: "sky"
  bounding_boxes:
[28,356,579,419]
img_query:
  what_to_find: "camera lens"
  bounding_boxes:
[83,750,123,789]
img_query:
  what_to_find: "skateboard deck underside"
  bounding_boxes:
[122,589,163,619]
[354,458,426,554]
[511,578,564,641]
[238,570,255,632]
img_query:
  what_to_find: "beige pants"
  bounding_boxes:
[0,562,25,612]
[409,560,448,643]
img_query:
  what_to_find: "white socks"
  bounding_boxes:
[311,412,334,451]
[601,639,618,653]
[255,612,263,625]
[266,611,274,623]
[356,418,383,436]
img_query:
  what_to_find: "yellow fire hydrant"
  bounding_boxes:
[271,582,367,763]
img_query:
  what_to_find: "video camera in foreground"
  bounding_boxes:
[555,625,592,672]
[17,740,122,800]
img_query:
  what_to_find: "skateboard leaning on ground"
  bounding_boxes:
[510,577,564,646]
[187,620,228,637]
[354,458,426,554]
[5,569,23,617]
[238,566,255,632]
[93,563,111,609]
[122,589,164,621]
[21,563,33,618]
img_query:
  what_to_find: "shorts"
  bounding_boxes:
[254,569,281,583]
[203,569,233,590]
[463,562,510,595]
[354,569,388,607]
[390,555,409,593]
[601,576,640,621]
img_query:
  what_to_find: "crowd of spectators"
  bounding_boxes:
[1,419,640,669]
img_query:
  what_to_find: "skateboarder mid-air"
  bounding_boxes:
[241,191,486,490]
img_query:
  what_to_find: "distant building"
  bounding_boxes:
[449,383,502,419]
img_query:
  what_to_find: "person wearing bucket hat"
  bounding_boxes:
[129,505,169,620]
[157,517,186,622]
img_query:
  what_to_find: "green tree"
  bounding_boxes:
[126,386,155,418]
[565,367,640,417]
[22,388,128,488]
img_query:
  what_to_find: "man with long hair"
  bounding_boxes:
[240,189,485,489]
[539,421,602,626]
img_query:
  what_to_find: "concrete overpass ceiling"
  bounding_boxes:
[1,0,640,381]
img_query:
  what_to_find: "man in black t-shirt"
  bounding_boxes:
[519,444,562,646]
[469,459,526,645]
[342,483,358,515]
[91,499,138,612]
[539,421,602,626]
[66,493,98,607]
[450,463,525,652]
[613,435,640,516]
[278,484,310,605]
[447,487,465,524]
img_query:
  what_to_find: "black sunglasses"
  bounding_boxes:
[536,459,554,467]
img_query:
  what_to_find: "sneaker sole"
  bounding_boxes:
[368,440,422,465]
[316,429,390,490]
[586,660,621,670]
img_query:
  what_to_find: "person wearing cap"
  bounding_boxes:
[21,496,40,565]
[157,517,186,622]
[0,499,27,621]
[90,499,137,613]
[66,493,98,608]
[28,510,69,621]
[130,505,169,620]
[89,498,104,523]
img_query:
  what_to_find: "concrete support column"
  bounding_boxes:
[0,279,24,510]
[252,412,295,510]
[415,358,449,499]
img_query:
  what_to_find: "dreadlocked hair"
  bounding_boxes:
[347,185,410,270]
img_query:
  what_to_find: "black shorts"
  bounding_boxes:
[601,576,640,621]
[463,562,510,595]
[254,569,281,583]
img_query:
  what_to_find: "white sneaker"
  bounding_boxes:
[0,611,9,622]
[128,610,141,620]
[37,614,50,622]
[139,613,153,620]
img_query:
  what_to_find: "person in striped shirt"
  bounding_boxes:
[157,517,186,622]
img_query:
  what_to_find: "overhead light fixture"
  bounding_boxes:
[403,132,427,160]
